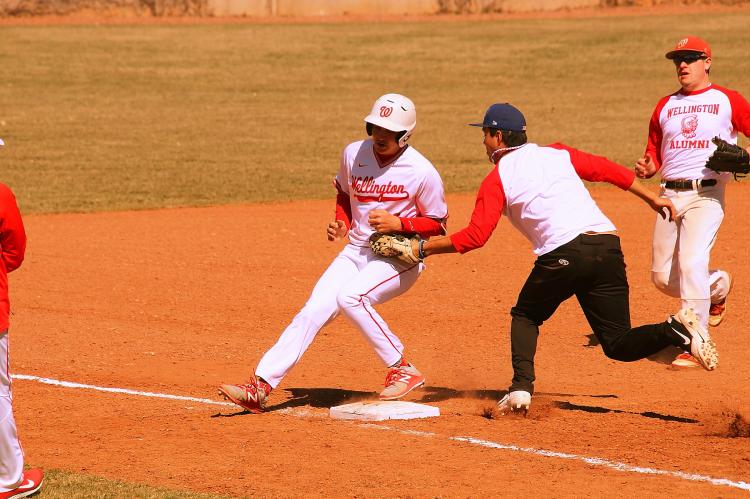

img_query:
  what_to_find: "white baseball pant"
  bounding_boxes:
[256,243,423,388]
[0,331,24,492]
[651,184,731,329]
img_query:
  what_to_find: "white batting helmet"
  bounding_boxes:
[364,93,416,148]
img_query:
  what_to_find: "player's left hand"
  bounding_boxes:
[368,209,402,233]
[650,197,677,222]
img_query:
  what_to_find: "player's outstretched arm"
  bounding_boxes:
[627,179,676,221]
[421,235,458,257]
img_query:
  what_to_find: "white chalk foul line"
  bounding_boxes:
[12,374,235,407]
[449,436,750,493]
[13,373,750,493]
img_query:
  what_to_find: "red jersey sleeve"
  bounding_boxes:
[0,184,26,273]
[547,143,635,190]
[398,216,445,238]
[449,167,505,254]
[333,179,352,230]
[643,95,672,170]
[721,86,750,137]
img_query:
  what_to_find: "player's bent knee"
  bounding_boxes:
[651,271,668,289]
[651,271,678,295]
[678,254,709,274]
[510,307,543,326]
[296,294,341,321]
[335,290,362,311]
[600,345,640,362]
[678,262,710,284]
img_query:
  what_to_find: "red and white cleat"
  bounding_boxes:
[218,377,271,413]
[709,300,728,327]
[671,352,701,368]
[379,361,425,400]
[709,272,732,327]
[0,468,44,499]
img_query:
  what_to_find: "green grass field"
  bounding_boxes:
[2,11,750,498]
[35,468,232,498]
[1,13,749,214]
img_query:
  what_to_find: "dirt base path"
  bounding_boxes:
[10,186,750,497]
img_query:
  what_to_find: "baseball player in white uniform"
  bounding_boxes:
[407,103,717,414]
[219,94,448,413]
[0,141,44,499]
[635,36,750,367]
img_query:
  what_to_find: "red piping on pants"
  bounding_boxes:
[356,263,419,355]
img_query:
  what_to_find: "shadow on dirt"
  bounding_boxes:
[273,387,375,410]
[212,387,624,417]
[211,387,376,417]
[415,387,504,403]
[273,387,619,409]
[554,400,699,423]
[415,387,618,403]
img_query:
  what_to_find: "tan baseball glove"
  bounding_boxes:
[368,233,421,264]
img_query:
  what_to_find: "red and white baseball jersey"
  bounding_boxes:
[450,143,635,256]
[645,84,750,180]
[335,140,448,246]
[0,183,26,332]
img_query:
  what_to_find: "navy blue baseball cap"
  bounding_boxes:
[469,103,527,132]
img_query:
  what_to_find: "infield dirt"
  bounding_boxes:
[10,186,750,497]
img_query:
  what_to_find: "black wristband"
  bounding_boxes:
[418,239,426,260]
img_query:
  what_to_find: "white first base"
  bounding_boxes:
[329,401,439,421]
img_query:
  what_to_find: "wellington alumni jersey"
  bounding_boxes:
[335,140,448,247]
[645,84,750,181]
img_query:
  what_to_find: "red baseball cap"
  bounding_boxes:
[665,36,712,59]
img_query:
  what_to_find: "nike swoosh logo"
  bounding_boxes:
[670,326,691,346]
[358,163,367,168]
[21,479,35,489]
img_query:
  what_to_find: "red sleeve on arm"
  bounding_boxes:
[722,86,750,137]
[645,96,670,169]
[334,180,352,230]
[547,143,635,190]
[0,185,26,273]
[398,216,445,238]
[449,167,505,254]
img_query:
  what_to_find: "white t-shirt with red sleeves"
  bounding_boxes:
[645,84,750,181]
[450,143,636,256]
[336,140,448,248]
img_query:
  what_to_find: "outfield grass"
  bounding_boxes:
[33,468,235,498]
[1,14,749,214]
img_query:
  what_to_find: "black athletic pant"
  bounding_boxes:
[508,233,678,395]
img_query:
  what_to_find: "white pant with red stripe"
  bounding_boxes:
[651,184,731,330]
[0,331,24,492]
[256,243,423,388]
